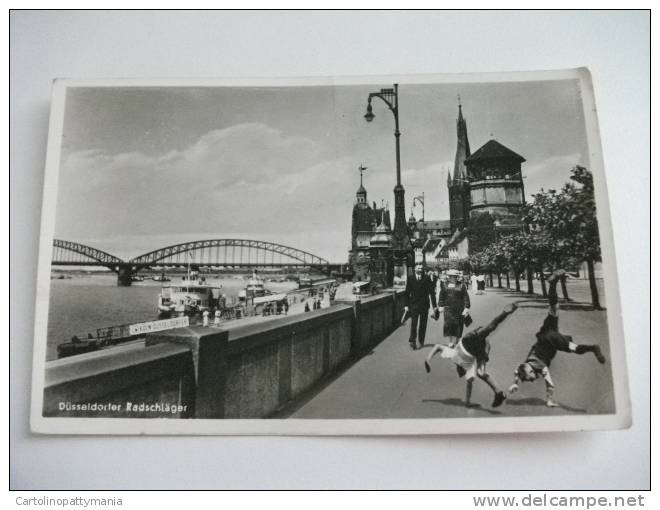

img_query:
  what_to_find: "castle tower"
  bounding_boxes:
[447,99,472,232]
[348,165,394,282]
[464,139,526,224]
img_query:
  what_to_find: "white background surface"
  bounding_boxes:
[9,10,650,489]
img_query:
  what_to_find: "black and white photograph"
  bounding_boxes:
[30,70,630,435]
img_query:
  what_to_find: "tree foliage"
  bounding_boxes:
[524,165,601,266]
[467,166,602,306]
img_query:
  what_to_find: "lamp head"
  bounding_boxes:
[364,101,374,122]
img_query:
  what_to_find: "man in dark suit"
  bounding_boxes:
[404,262,440,350]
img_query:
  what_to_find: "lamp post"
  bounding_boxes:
[364,84,413,284]
[413,193,425,223]
[412,193,426,264]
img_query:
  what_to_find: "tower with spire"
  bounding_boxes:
[348,165,392,282]
[447,97,472,233]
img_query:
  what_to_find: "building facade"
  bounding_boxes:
[440,101,527,260]
[348,175,392,282]
[349,100,527,280]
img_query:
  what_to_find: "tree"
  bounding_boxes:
[524,166,602,308]
[467,212,498,254]
[498,234,525,292]
[482,243,508,288]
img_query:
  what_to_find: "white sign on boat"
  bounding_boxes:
[128,316,190,336]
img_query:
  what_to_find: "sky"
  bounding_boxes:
[54,79,589,261]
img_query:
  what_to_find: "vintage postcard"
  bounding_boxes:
[30,69,631,435]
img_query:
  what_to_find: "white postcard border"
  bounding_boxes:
[30,68,632,435]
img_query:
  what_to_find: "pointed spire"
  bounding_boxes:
[378,209,389,231]
[358,164,367,187]
[356,164,367,199]
[453,96,471,180]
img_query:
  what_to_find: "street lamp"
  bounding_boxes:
[413,193,426,264]
[364,84,412,282]
[364,85,402,189]
[413,193,425,223]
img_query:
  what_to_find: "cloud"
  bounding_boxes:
[54,123,359,261]
[401,161,453,220]
[56,128,583,263]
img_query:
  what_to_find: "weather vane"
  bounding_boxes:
[358,164,368,187]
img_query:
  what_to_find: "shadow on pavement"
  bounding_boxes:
[506,397,587,413]
[422,397,503,416]
[481,290,604,311]
[560,303,604,312]
[513,301,598,312]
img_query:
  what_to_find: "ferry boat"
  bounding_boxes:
[157,269,223,317]
[238,270,269,301]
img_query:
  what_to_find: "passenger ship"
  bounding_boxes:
[238,270,269,301]
[157,270,223,317]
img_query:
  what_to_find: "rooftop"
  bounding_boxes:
[465,139,525,163]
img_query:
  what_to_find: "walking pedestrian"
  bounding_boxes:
[214,309,221,326]
[404,262,440,350]
[438,269,470,348]
[202,309,210,327]
[476,273,486,294]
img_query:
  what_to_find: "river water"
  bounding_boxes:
[46,273,298,361]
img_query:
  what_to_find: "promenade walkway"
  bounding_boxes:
[289,281,615,419]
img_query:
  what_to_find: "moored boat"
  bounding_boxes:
[157,269,223,317]
[238,270,269,301]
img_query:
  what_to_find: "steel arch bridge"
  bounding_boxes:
[51,238,340,284]
[51,239,125,268]
[128,239,331,269]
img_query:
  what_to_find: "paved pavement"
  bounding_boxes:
[290,281,615,419]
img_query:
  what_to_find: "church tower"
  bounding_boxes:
[447,98,472,233]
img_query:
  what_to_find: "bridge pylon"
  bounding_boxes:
[117,265,134,286]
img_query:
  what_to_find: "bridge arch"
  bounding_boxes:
[129,239,330,269]
[52,239,124,267]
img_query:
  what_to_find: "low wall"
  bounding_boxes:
[42,290,406,419]
[43,340,196,418]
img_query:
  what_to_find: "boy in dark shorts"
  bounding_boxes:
[508,270,607,407]
[424,303,517,408]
